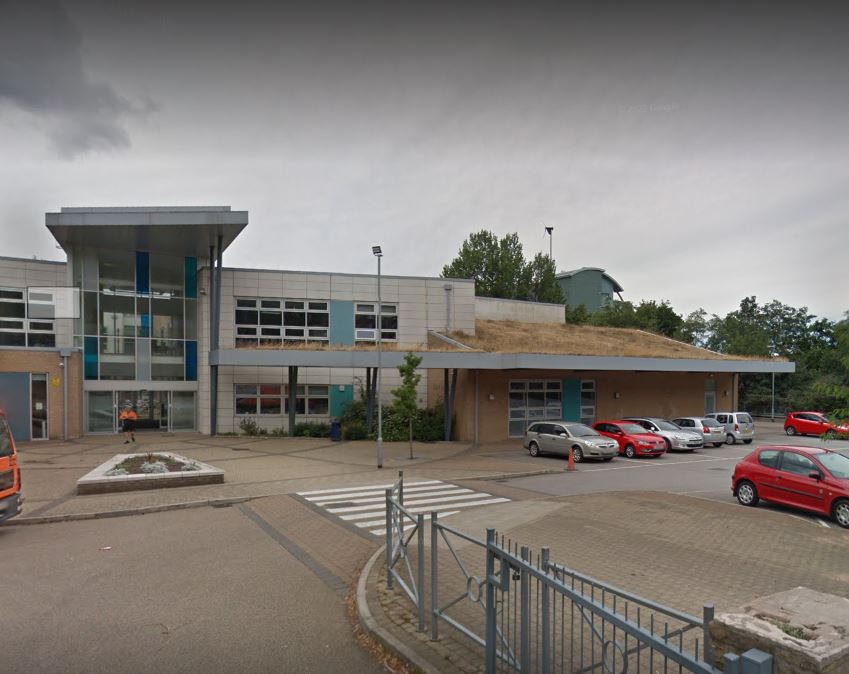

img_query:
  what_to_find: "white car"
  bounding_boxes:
[623,417,704,451]
[705,412,755,445]
[671,416,726,447]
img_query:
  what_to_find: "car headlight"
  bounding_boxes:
[638,441,651,447]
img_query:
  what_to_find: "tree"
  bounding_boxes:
[441,230,563,302]
[675,309,710,348]
[391,352,423,458]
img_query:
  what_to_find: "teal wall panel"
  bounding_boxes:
[329,300,355,345]
[330,384,354,419]
[562,379,581,422]
[0,372,31,440]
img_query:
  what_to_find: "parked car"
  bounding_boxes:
[784,412,849,437]
[622,417,704,451]
[705,412,755,445]
[593,420,667,458]
[671,416,726,447]
[732,445,849,528]
[523,422,618,462]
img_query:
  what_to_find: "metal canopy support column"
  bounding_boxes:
[210,236,223,436]
[443,369,449,440]
[443,368,458,441]
[288,366,299,436]
[365,367,373,433]
[208,244,218,436]
[771,372,775,420]
[474,369,479,445]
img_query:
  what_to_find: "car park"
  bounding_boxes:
[732,445,849,528]
[705,412,754,445]
[671,416,726,447]
[593,420,667,458]
[623,417,704,451]
[784,411,849,437]
[523,422,619,462]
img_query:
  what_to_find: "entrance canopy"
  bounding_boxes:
[46,206,248,257]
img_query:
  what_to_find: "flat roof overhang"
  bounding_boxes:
[210,349,796,374]
[46,206,248,257]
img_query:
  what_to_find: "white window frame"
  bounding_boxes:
[235,298,329,347]
[234,383,330,416]
[508,379,563,437]
[354,303,398,342]
[0,287,56,347]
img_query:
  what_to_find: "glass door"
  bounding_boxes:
[88,391,116,433]
[31,373,48,439]
[171,392,196,430]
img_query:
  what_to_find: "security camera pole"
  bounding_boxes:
[372,245,384,468]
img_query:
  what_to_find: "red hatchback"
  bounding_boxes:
[593,421,667,458]
[732,445,849,528]
[784,412,849,437]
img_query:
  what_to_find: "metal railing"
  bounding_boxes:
[383,473,773,674]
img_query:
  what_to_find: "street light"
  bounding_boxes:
[372,245,384,469]
[544,225,554,260]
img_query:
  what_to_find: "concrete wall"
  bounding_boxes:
[0,349,83,440]
[430,368,736,444]
[474,297,565,325]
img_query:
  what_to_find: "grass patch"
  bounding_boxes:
[758,614,815,641]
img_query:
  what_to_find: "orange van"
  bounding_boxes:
[0,409,22,523]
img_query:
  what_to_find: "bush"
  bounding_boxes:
[294,422,331,438]
[343,420,368,440]
[375,405,446,442]
[268,427,288,437]
[239,416,260,436]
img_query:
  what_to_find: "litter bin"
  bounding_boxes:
[330,420,342,442]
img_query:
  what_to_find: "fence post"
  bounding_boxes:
[431,511,439,642]
[417,513,425,632]
[385,488,393,589]
[520,545,530,673]
[485,528,497,674]
[541,546,551,674]
[703,603,715,665]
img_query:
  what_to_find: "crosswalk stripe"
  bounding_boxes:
[299,480,511,537]
[304,483,460,503]
[297,480,441,497]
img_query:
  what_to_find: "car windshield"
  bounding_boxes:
[568,424,600,437]
[819,452,849,479]
[701,418,721,427]
[0,414,13,458]
[620,423,649,434]
[655,420,680,431]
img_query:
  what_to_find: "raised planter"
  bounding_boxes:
[77,453,224,495]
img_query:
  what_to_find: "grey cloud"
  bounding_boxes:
[0,0,152,157]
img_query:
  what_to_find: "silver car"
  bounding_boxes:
[623,417,704,451]
[705,412,755,445]
[523,422,618,462]
[671,416,726,447]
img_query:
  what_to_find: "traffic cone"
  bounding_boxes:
[566,447,576,472]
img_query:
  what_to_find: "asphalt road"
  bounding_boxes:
[498,426,849,530]
[0,506,384,674]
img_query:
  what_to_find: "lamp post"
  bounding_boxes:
[372,245,384,469]
[544,225,554,260]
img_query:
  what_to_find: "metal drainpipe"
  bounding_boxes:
[62,353,69,440]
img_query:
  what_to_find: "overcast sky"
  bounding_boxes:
[1,1,847,320]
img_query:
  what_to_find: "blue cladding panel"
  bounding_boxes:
[136,252,150,294]
[330,385,354,418]
[185,340,197,381]
[184,257,197,299]
[84,336,98,380]
[329,300,355,345]
[562,379,581,422]
[0,372,31,440]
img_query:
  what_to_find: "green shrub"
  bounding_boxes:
[294,422,331,438]
[371,405,446,442]
[343,420,368,440]
[268,427,288,437]
[238,416,260,436]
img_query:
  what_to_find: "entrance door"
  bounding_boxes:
[508,380,563,437]
[118,390,169,431]
[704,391,716,415]
[30,373,48,440]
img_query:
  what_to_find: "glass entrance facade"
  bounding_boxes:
[86,391,196,433]
[508,380,563,437]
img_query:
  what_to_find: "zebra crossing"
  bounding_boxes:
[297,479,510,537]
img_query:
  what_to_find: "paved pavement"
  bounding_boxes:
[5,421,849,673]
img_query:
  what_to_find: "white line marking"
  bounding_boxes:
[816,518,831,528]
[297,480,442,496]
[312,488,473,506]
[329,492,494,514]
[306,484,466,503]
[580,456,749,473]
[360,510,460,530]
[339,498,510,521]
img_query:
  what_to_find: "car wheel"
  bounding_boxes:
[624,444,636,459]
[529,442,540,458]
[743,439,753,444]
[785,426,796,436]
[726,434,736,445]
[571,446,584,463]
[833,500,849,529]
[664,438,672,452]
[736,480,759,507]
[713,442,723,448]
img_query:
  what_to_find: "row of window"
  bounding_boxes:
[0,288,56,347]
[235,384,330,416]
[234,299,398,347]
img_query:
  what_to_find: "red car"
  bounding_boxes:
[593,420,667,458]
[784,412,849,437]
[732,445,849,528]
